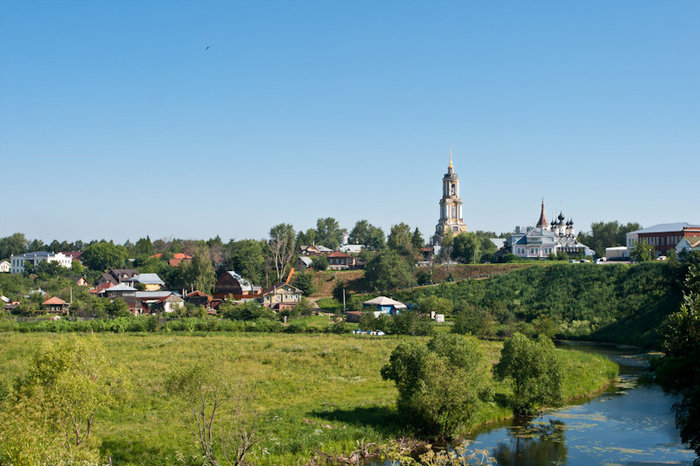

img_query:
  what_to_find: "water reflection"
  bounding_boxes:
[493,420,567,466]
[469,343,696,465]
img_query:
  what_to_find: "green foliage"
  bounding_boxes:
[453,304,496,338]
[451,232,482,264]
[397,262,684,347]
[381,334,489,438]
[0,332,617,465]
[106,298,131,317]
[349,220,386,250]
[365,250,416,291]
[311,255,328,271]
[411,228,425,250]
[387,223,414,255]
[183,246,216,292]
[416,295,453,317]
[653,264,700,456]
[631,238,655,262]
[292,271,317,295]
[0,336,130,463]
[315,217,344,250]
[220,300,274,321]
[578,221,642,257]
[82,241,128,272]
[494,333,563,415]
[292,297,314,317]
[0,233,28,260]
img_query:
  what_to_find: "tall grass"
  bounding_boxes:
[0,333,616,465]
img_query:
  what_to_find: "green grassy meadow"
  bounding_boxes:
[0,332,617,465]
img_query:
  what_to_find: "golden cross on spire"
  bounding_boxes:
[449,145,453,169]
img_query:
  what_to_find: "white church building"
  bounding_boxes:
[507,200,593,259]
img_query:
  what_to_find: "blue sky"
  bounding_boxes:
[1,1,698,243]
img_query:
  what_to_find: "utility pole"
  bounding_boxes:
[342,288,346,313]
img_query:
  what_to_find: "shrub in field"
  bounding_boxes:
[0,336,130,464]
[381,334,490,438]
[494,333,563,415]
[166,358,258,466]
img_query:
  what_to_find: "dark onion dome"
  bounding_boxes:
[558,212,565,221]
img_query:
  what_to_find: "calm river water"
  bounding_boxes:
[466,342,696,465]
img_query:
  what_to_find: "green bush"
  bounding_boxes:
[381,334,489,438]
[494,333,563,415]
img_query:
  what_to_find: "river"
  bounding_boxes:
[465,342,696,465]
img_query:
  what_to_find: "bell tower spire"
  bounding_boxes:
[432,147,467,245]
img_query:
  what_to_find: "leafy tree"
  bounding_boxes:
[166,358,257,466]
[451,232,482,263]
[416,295,453,317]
[437,230,454,263]
[224,239,266,286]
[391,310,434,336]
[494,333,563,415]
[184,246,216,292]
[133,236,154,256]
[387,223,414,255]
[381,334,490,438]
[0,233,27,260]
[295,228,317,248]
[106,298,131,317]
[654,265,700,456]
[292,271,316,296]
[311,255,328,271]
[364,250,416,291]
[34,260,68,280]
[631,239,655,262]
[314,217,343,249]
[268,224,296,282]
[82,241,128,271]
[0,336,130,463]
[453,304,496,338]
[578,221,642,257]
[349,220,386,250]
[292,297,314,316]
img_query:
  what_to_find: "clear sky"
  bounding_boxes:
[1,1,698,243]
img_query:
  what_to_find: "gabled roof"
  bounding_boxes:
[297,256,313,266]
[222,271,259,292]
[42,296,66,306]
[680,236,700,247]
[327,251,352,258]
[101,283,137,293]
[262,283,303,295]
[126,273,165,285]
[363,296,407,309]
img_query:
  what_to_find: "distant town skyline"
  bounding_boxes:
[1,2,698,243]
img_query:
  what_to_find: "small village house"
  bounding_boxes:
[363,296,407,316]
[326,251,356,270]
[126,273,165,291]
[98,268,139,287]
[261,283,303,311]
[0,260,10,273]
[41,296,69,313]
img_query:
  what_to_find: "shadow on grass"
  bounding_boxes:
[102,438,175,465]
[312,405,408,437]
